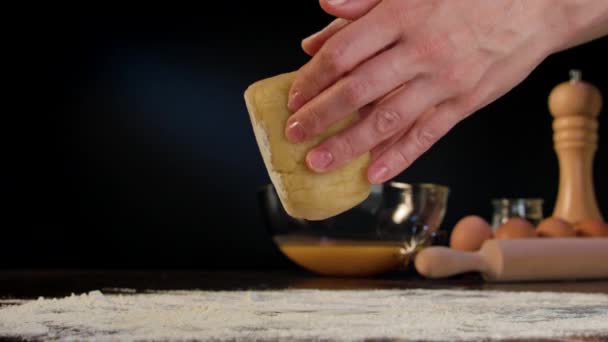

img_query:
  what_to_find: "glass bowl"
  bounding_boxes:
[257,182,450,277]
[491,198,544,232]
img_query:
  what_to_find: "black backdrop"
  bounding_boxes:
[5,4,607,269]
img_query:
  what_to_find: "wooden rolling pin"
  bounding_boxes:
[415,238,608,282]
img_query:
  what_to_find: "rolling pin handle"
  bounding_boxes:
[414,247,488,279]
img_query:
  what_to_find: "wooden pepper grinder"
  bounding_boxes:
[548,70,603,223]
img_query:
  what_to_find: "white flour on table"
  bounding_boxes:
[1,288,607,341]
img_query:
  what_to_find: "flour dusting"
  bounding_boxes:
[1,289,607,341]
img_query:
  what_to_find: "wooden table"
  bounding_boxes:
[1,270,607,341]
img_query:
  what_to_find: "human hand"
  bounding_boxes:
[285,0,570,184]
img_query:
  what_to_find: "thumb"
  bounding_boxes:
[302,18,350,56]
[319,0,382,20]
[302,0,382,56]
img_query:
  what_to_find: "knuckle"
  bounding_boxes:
[334,134,356,162]
[341,79,369,106]
[412,127,437,152]
[301,108,324,136]
[392,148,413,170]
[373,108,403,135]
[443,67,475,93]
[411,41,433,61]
[411,35,451,63]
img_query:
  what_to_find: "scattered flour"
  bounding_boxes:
[1,288,607,341]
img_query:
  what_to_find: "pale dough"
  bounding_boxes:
[244,71,371,220]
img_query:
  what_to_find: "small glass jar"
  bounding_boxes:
[491,198,544,232]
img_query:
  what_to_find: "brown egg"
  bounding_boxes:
[574,219,608,237]
[495,217,536,239]
[449,215,493,251]
[536,217,576,237]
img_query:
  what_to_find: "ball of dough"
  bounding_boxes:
[244,71,371,220]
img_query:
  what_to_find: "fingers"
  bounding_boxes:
[367,100,467,184]
[287,2,400,114]
[302,19,350,57]
[370,107,438,160]
[319,0,382,20]
[362,41,538,184]
[305,77,449,173]
[286,42,418,144]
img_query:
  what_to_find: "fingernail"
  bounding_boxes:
[327,0,347,5]
[288,91,303,111]
[369,164,389,184]
[307,149,334,171]
[286,121,306,142]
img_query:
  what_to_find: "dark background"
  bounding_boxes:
[5,4,607,270]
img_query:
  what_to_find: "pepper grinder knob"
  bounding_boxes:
[548,70,603,223]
